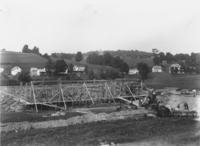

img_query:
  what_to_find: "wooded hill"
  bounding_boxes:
[86,50,154,68]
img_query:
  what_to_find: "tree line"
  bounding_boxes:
[153,52,200,73]
[86,52,129,73]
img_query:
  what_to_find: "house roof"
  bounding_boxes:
[170,63,181,68]
[0,51,47,68]
[152,65,162,69]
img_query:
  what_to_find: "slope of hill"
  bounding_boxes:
[0,51,47,69]
[86,50,154,68]
[50,57,119,72]
[107,50,154,68]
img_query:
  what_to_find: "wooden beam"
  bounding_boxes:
[83,83,94,104]
[31,81,38,112]
[126,84,137,101]
[59,83,67,110]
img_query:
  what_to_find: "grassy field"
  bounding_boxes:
[145,73,200,89]
[1,118,200,146]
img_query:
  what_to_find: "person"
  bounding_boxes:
[192,89,197,97]
[151,90,157,104]
[184,102,189,110]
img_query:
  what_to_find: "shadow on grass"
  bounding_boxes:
[1,117,200,146]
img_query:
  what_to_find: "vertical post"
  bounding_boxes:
[83,83,94,104]
[59,83,67,110]
[31,81,38,112]
[105,83,116,104]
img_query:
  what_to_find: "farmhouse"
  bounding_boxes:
[152,65,162,72]
[0,67,4,74]
[0,51,47,76]
[73,65,85,72]
[30,68,46,76]
[128,68,139,75]
[169,63,182,74]
[11,66,22,76]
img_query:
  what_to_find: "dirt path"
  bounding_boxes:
[1,108,151,133]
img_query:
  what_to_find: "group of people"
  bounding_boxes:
[141,89,191,111]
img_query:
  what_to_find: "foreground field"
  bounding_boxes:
[1,118,200,146]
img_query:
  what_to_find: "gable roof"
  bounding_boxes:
[0,51,47,68]
[152,65,162,69]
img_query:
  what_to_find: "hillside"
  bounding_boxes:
[86,50,154,68]
[0,51,47,69]
[50,57,119,73]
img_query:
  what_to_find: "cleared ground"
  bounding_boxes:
[145,73,200,89]
[1,118,200,146]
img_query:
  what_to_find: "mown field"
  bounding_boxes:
[145,73,200,89]
[1,118,200,146]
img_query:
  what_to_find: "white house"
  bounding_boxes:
[30,67,46,76]
[73,65,85,72]
[11,66,22,76]
[169,63,182,74]
[128,68,139,75]
[152,65,162,72]
[0,67,4,73]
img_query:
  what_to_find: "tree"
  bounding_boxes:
[112,56,122,68]
[88,70,95,79]
[18,71,31,84]
[120,62,129,73]
[153,56,160,65]
[85,65,88,73]
[45,59,55,76]
[86,53,99,64]
[32,46,40,55]
[103,52,112,65]
[43,53,50,60]
[22,44,41,55]
[22,44,31,53]
[75,52,83,62]
[137,62,150,81]
[166,52,174,63]
[54,59,67,74]
[190,53,196,66]
[68,63,74,73]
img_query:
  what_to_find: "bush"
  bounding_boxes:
[54,59,67,75]
[18,71,31,84]
[75,52,83,62]
[137,62,150,81]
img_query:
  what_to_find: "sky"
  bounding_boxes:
[0,0,200,54]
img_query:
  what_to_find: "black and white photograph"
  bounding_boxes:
[0,0,200,145]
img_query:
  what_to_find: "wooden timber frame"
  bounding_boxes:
[0,79,147,112]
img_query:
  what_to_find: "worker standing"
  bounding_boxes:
[152,90,157,103]
[192,89,196,97]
